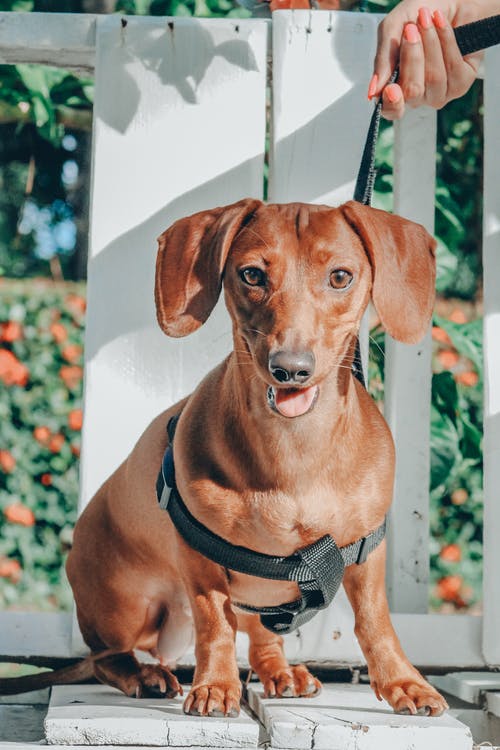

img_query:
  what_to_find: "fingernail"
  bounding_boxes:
[433,9,447,29]
[385,84,401,104]
[418,7,432,29]
[367,73,378,100]
[404,23,421,43]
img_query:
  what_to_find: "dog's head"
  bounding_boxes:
[155,199,435,418]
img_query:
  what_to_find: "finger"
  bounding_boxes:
[381,83,405,121]
[370,0,423,96]
[433,10,478,101]
[398,23,425,108]
[417,6,447,108]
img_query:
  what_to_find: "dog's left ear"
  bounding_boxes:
[341,201,436,344]
[155,198,262,337]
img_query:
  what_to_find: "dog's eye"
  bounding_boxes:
[240,267,266,287]
[330,269,353,290]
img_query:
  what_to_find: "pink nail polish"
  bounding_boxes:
[433,9,447,29]
[367,74,378,100]
[404,23,421,43]
[418,7,432,30]
[385,84,401,104]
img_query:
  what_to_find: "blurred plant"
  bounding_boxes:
[0,280,84,610]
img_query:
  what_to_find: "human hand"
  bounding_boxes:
[368,0,492,119]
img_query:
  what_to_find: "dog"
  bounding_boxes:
[64,198,448,718]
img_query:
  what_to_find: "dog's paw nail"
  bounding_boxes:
[281,687,294,697]
[417,706,431,716]
[209,709,224,717]
[396,707,411,715]
[226,708,239,718]
[305,683,318,695]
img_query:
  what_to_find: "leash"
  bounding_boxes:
[156,416,386,634]
[352,13,500,383]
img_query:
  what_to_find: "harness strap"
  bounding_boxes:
[158,417,386,634]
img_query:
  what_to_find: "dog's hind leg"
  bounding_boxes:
[237,611,321,698]
[76,607,182,699]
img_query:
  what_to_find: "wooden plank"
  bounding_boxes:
[482,46,500,667]
[384,107,437,614]
[45,685,259,747]
[429,673,500,706]
[0,12,96,69]
[81,15,267,509]
[279,605,483,668]
[0,612,72,659]
[246,683,473,750]
[269,10,380,205]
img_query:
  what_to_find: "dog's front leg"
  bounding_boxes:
[343,540,448,716]
[180,545,241,717]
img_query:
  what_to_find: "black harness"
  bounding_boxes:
[156,416,386,634]
[156,15,500,635]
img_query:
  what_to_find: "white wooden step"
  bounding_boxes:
[429,672,500,705]
[45,685,260,747]
[246,682,473,749]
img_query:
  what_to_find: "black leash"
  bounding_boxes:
[352,13,500,383]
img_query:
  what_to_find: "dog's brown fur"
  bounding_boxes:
[63,199,447,717]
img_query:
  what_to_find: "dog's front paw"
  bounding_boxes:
[183,682,242,717]
[373,676,448,717]
[262,664,321,699]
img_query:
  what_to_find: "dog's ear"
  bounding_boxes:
[341,201,436,344]
[155,198,262,337]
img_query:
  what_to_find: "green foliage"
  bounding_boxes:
[0,280,84,609]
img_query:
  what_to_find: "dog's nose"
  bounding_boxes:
[268,351,315,384]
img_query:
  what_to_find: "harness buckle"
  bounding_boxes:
[356,536,369,565]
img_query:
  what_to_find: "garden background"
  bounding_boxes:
[0,0,484,615]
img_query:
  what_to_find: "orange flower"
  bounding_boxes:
[0,349,29,387]
[438,349,459,369]
[65,294,86,316]
[41,473,52,486]
[0,450,15,473]
[451,488,468,505]
[68,409,83,431]
[449,308,467,324]
[34,426,51,446]
[4,502,35,527]
[455,371,479,387]
[50,322,68,344]
[60,365,83,389]
[436,575,462,602]
[0,320,23,342]
[440,544,461,563]
[71,443,81,457]
[49,433,65,453]
[61,344,83,364]
[0,557,22,583]
[431,326,451,345]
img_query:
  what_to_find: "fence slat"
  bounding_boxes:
[482,46,500,666]
[0,11,96,69]
[80,16,268,513]
[384,107,437,614]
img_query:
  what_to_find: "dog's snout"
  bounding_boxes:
[268,351,315,385]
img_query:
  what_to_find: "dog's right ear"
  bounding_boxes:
[155,198,262,337]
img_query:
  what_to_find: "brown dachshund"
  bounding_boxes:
[65,198,448,718]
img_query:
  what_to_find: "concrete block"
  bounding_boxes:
[429,672,500,705]
[45,685,259,746]
[246,682,473,749]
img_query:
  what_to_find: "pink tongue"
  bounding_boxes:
[274,385,318,418]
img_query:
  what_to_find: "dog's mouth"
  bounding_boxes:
[267,384,319,418]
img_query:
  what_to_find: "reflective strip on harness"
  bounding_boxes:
[156,417,386,635]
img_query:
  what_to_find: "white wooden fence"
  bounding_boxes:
[0,10,498,670]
